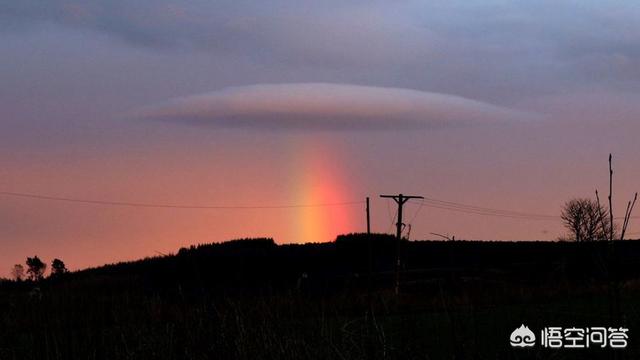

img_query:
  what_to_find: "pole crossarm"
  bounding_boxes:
[380,194,424,203]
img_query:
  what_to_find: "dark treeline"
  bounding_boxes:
[13,234,640,299]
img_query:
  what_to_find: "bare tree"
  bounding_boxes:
[597,154,638,241]
[620,192,638,241]
[561,198,614,241]
[11,264,25,281]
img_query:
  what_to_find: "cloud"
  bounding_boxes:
[132,83,533,130]
[0,1,435,67]
[5,1,640,101]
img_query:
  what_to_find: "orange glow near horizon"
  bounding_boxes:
[291,142,357,243]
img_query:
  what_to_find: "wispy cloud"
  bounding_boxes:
[0,1,433,63]
[132,83,534,130]
[4,1,640,100]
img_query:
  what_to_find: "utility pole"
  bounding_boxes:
[365,197,374,360]
[366,197,371,235]
[365,197,372,308]
[366,197,372,281]
[380,193,423,295]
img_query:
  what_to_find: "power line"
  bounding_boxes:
[385,198,398,233]
[414,199,638,222]
[405,198,425,226]
[0,191,364,209]
[412,197,640,221]
[421,197,558,219]
[422,203,559,220]
[408,198,559,221]
[2,189,638,222]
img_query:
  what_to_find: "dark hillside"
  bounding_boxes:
[53,235,640,296]
[2,235,640,359]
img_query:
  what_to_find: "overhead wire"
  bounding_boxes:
[0,191,364,210]
[421,197,557,219]
[2,190,638,223]
[385,198,398,233]
[408,197,559,221]
[406,198,425,224]
[411,196,640,221]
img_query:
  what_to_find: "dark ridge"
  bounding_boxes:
[3,235,640,358]
[8,234,639,299]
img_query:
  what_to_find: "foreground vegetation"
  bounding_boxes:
[1,235,640,359]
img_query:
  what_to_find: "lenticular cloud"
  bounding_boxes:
[133,83,532,130]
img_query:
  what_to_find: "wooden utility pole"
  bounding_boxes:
[366,197,373,305]
[380,193,423,294]
[366,196,372,282]
[365,197,374,360]
[366,197,371,234]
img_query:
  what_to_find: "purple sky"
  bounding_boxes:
[2,1,640,274]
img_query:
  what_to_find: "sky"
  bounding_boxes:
[2,1,640,274]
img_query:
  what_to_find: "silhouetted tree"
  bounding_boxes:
[26,256,47,281]
[561,198,614,241]
[11,264,25,281]
[50,259,68,278]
